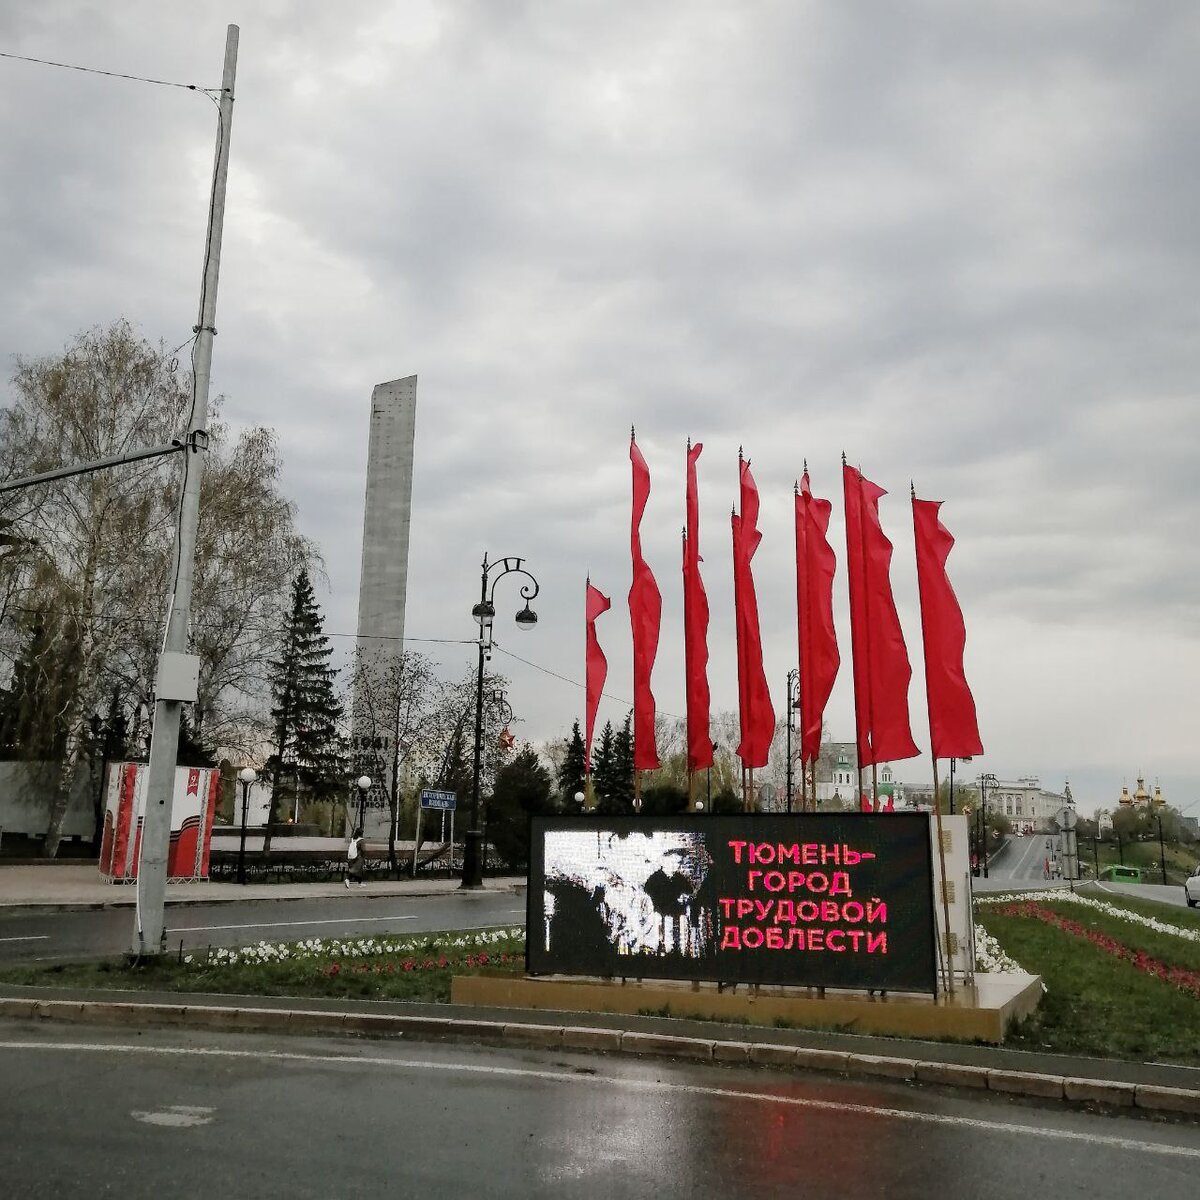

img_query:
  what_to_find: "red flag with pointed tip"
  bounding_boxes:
[585,581,611,768]
[795,471,840,765]
[733,457,775,768]
[912,497,984,759]
[884,794,895,813]
[843,464,920,769]
[629,438,662,770]
[683,442,713,771]
[860,792,872,813]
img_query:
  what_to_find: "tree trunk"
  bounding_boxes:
[43,716,84,858]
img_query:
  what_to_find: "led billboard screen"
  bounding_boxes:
[527,814,937,994]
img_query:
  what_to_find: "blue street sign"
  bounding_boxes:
[420,789,457,811]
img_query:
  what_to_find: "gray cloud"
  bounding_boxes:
[2,1,1197,814]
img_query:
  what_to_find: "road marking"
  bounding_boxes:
[0,936,49,943]
[1,1040,1198,1161]
[131,1104,215,1128]
[168,915,419,934]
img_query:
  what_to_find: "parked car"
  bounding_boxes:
[1184,865,1200,908]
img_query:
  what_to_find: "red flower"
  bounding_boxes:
[990,902,1200,999]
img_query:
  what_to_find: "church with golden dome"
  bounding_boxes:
[1118,776,1164,808]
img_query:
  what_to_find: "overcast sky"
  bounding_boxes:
[2,2,1197,817]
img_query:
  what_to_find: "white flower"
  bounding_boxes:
[976,890,1200,942]
[974,925,1024,974]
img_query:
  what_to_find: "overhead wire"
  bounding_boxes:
[0,49,220,94]
[491,643,684,720]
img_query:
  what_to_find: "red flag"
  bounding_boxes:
[628,436,661,770]
[795,471,840,766]
[884,794,895,813]
[912,497,984,759]
[843,464,920,768]
[683,442,713,772]
[585,580,611,767]
[860,791,872,813]
[733,456,775,768]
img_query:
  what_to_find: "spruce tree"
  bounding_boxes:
[599,713,635,815]
[266,569,345,832]
[557,720,587,805]
[590,720,616,806]
[488,744,553,865]
[177,708,217,768]
[0,614,77,760]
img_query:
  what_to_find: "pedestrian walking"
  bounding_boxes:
[345,828,367,888]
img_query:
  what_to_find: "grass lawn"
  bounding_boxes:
[977,895,1200,1064]
[0,927,527,1006]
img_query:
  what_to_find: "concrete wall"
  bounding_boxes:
[0,761,94,840]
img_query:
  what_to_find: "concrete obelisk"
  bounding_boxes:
[353,376,417,839]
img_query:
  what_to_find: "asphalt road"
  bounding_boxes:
[2,1023,1198,1199]
[1089,881,1191,909]
[986,833,1058,883]
[0,891,526,964]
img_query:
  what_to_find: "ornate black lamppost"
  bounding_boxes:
[462,554,539,889]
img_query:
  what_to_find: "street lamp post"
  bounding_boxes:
[463,553,539,889]
[978,773,997,879]
[354,775,372,835]
[1156,810,1168,885]
[236,767,256,885]
[948,755,973,816]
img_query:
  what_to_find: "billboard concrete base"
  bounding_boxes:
[451,970,1043,1044]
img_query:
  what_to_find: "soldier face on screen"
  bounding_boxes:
[542,830,713,964]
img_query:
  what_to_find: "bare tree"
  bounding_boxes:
[0,321,314,854]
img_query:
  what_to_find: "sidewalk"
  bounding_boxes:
[0,863,525,912]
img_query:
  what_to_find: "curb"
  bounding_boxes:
[3,996,1197,1117]
[0,882,526,915]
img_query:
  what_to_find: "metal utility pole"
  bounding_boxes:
[132,25,238,957]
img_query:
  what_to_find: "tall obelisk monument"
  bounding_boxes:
[353,375,417,839]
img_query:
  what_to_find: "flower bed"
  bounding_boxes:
[977,889,1200,943]
[187,927,524,970]
[990,901,1200,999]
[975,896,1200,1062]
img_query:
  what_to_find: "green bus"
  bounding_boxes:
[1099,865,1142,883]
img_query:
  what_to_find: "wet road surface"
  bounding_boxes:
[1,1023,1198,1198]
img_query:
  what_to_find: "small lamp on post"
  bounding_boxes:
[236,767,257,885]
[574,790,585,813]
[355,775,372,834]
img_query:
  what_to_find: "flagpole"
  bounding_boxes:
[682,523,695,813]
[931,755,954,995]
[844,454,871,809]
[915,483,955,994]
[795,477,808,815]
